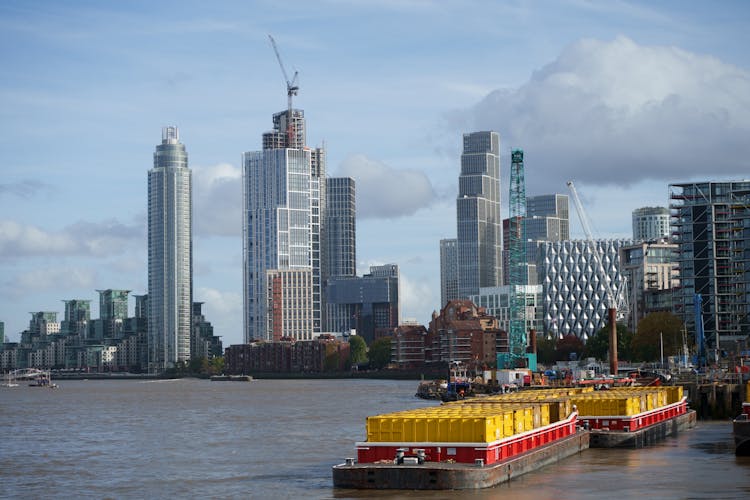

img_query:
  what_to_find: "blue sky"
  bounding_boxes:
[1,1,749,346]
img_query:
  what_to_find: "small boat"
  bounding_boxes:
[733,402,750,456]
[29,372,58,389]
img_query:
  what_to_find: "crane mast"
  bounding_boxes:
[508,149,529,366]
[268,34,299,146]
[566,180,628,375]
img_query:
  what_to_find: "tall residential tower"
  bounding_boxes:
[148,126,192,370]
[456,131,502,298]
[243,109,325,342]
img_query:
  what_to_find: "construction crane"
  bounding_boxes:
[566,180,628,375]
[268,34,299,146]
[507,149,529,367]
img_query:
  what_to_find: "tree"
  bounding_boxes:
[536,335,557,365]
[348,335,368,366]
[368,337,392,370]
[555,334,584,362]
[583,323,632,362]
[632,312,684,362]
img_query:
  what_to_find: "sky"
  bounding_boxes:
[1,0,749,346]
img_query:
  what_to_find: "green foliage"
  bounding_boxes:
[583,328,610,361]
[632,312,684,362]
[536,335,557,365]
[368,337,392,369]
[584,323,632,362]
[555,334,584,361]
[348,335,368,365]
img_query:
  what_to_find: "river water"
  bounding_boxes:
[1,378,748,499]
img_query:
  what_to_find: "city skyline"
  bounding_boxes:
[1,1,749,345]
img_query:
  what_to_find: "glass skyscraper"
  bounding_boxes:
[243,109,325,342]
[148,126,192,370]
[325,177,356,279]
[457,131,502,298]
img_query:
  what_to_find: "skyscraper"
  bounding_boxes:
[326,177,356,279]
[670,181,750,354]
[243,109,325,342]
[148,126,192,370]
[456,131,502,298]
[439,238,459,307]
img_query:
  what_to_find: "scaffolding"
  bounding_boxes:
[669,181,750,352]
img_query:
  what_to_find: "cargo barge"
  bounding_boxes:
[733,380,750,455]
[333,386,694,490]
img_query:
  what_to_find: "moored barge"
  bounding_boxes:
[333,386,694,490]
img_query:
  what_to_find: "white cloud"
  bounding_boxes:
[399,273,438,323]
[195,286,242,317]
[337,154,437,219]
[0,219,143,259]
[452,36,750,194]
[192,163,242,237]
[3,267,96,296]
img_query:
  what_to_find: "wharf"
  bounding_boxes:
[332,430,589,490]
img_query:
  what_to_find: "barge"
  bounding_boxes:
[733,380,750,455]
[333,386,693,490]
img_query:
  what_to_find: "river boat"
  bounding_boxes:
[734,402,750,456]
[29,371,58,389]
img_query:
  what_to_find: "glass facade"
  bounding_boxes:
[148,126,192,370]
[457,131,502,298]
[243,109,325,342]
[440,238,459,307]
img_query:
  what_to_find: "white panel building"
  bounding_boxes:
[541,240,630,340]
[148,126,192,370]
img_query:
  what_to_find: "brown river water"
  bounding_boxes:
[1,378,749,499]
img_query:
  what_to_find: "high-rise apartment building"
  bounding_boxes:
[632,206,670,242]
[148,126,192,370]
[670,181,750,353]
[243,109,326,342]
[93,289,130,339]
[61,299,91,337]
[326,177,356,279]
[456,131,502,298]
[620,241,678,331]
[439,238,459,307]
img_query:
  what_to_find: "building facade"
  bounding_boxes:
[670,181,750,352]
[541,239,630,340]
[503,193,570,286]
[632,206,670,242]
[471,285,543,338]
[439,238,459,307]
[325,177,356,279]
[620,241,679,332]
[148,126,193,370]
[325,264,400,343]
[61,300,90,338]
[243,109,326,342]
[457,131,502,298]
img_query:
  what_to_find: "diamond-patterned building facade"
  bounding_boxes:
[541,240,631,340]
